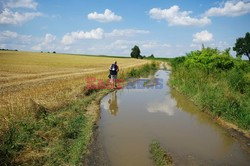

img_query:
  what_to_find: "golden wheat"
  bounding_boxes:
[0,51,148,130]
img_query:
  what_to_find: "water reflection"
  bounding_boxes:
[98,70,250,165]
[147,95,176,116]
[170,88,234,157]
[108,91,118,116]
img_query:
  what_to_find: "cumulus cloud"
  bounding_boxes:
[0,30,33,50]
[5,0,38,9]
[32,33,56,50]
[193,30,213,43]
[205,1,250,17]
[0,0,42,25]
[88,9,122,23]
[0,30,18,38]
[0,8,42,25]
[61,28,104,45]
[105,29,150,38]
[149,6,211,26]
[0,30,32,43]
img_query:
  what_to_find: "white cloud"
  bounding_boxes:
[0,30,33,50]
[88,9,122,23]
[6,0,38,9]
[87,40,136,55]
[149,6,211,26]
[193,30,213,43]
[0,30,32,43]
[105,40,133,50]
[0,30,18,38]
[61,28,104,45]
[0,8,42,25]
[105,29,150,38]
[142,41,171,49]
[44,33,56,43]
[87,40,173,57]
[32,33,56,50]
[205,1,250,17]
[61,28,149,46]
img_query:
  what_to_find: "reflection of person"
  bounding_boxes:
[109,61,119,88]
[108,91,118,116]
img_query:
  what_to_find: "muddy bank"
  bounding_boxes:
[82,125,110,166]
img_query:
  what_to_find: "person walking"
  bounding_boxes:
[109,61,119,88]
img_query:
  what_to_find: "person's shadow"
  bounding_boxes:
[108,91,118,116]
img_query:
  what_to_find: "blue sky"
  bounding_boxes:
[0,0,250,57]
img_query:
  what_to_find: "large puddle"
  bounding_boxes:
[97,70,250,165]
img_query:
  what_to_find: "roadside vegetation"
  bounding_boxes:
[0,50,158,165]
[169,46,250,130]
[127,62,158,77]
[150,141,173,166]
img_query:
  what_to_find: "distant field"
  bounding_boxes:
[0,51,147,124]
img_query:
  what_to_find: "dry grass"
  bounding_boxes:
[0,51,147,130]
[0,51,157,165]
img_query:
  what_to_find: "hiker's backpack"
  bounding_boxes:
[110,64,118,75]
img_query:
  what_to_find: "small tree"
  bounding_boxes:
[233,32,250,61]
[130,45,141,59]
[53,51,56,54]
[149,54,155,58]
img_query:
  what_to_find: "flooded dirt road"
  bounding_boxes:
[95,70,250,165]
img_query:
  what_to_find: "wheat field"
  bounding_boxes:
[0,51,147,129]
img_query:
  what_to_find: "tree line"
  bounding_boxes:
[129,32,250,61]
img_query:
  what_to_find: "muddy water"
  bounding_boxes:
[97,70,250,166]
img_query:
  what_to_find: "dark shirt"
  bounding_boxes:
[110,64,119,75]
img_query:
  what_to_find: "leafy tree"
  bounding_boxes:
[233,32,250,61]
[53,51,56,54]
[130,45,141,58]
[149,54,155,58]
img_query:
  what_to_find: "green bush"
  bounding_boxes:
[184,48,234,72]
[227,69,248,93]
[128,62,158,78]
[169,47,250,130]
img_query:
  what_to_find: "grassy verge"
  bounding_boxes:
[150,141,173,166]
[126,62,158,78]
[169,47,250,131]
[0,62,158,166]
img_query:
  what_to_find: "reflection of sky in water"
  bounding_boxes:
[124,78,163,90]
[147,95,176,116]
[98,70,250,165]
[101,96,110,111]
